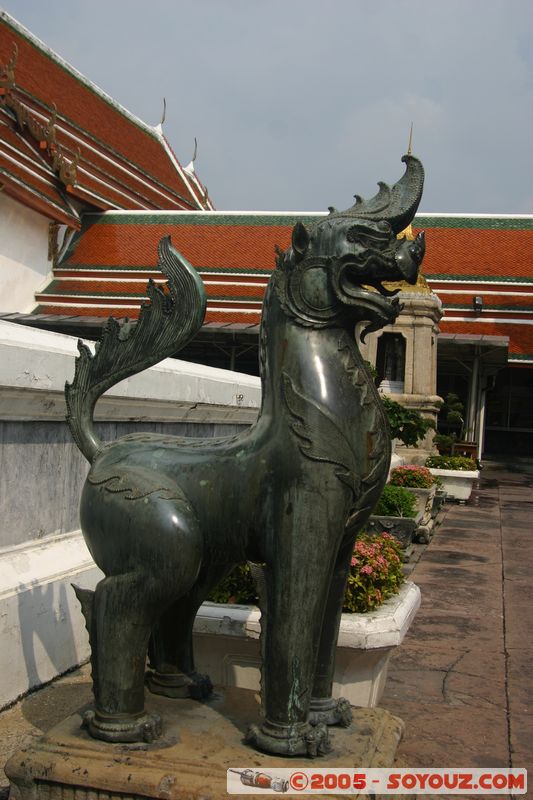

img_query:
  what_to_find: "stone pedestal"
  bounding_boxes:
[6,688,404,800]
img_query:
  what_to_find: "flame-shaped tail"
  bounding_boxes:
[65,236,206,462]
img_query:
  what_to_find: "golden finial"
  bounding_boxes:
[407,122,413,156]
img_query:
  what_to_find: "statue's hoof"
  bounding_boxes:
[145,670,213,700]
[187,671,213,700]
[82,709,162,743]
[246,720,332,758]
[309,696,353,728]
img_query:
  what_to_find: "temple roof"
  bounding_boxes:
[0,12,212,226]
[30,211,533,363]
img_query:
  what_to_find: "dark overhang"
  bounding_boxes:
[437,332,509,375]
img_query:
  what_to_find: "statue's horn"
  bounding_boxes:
[347,154,425,234]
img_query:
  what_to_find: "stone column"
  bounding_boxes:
[359,281,443,465]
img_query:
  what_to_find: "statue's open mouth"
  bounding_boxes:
[330,231,425,339]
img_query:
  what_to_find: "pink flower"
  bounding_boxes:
[360,565,373,575]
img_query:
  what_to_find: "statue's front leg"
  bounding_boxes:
[309,532,355,728]
[246,497,337,757]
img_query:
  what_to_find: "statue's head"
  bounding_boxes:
[275,155,426,339]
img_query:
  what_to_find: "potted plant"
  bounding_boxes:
[388,465,441,543]
[192,533,421,708]
[436,393,479,462]
[425,454,480,502]
[381,396,435,449]
[366,484,421,559]
[433,432,455,456]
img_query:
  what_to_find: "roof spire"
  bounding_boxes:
[184,138,198,175]
[160,97,166,127]
[407,122,413,156]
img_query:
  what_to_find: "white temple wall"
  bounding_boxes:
[0,321,261,708]
[0,193,53,313]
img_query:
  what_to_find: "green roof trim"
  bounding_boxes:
[414,215,533,230]
[38,288,265,302]
[428,275,533,284]
[75,211,533,230]
[444,303,533,312]
[57,264,274,275]
[78,213,323,227]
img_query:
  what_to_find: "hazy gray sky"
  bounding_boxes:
[4,0,533,213]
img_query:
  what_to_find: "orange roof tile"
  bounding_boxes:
[0,12,212,214]
[35,211,533,363]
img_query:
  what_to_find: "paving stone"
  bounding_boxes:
[509,713,533,775]
[387,641,506,684]
[504,579,533,648]
[397,609,503,648]
[414,584,503,616]
[506,647,533,715]
[384,703,509,769]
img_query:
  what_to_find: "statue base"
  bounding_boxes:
[6,688,404,800]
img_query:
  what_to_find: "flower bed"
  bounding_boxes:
[193,582,421,708]
[389,465,437,489]
[209,532,405,614]
[426,455,477,471]
[197,533,419,707]
[425,456,479,502]
[369,485,420,559]
[389,466,439,541]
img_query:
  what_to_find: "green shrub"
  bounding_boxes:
[207,533,404,614]
[372,484,418,517]
[389,465,437,489]
[426,455,477,471]
[437,392,466,440]
[433,432,455,454]
[381,396,435,447]
[207,563,257,605]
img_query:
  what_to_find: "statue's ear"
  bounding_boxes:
[292,222,310,261]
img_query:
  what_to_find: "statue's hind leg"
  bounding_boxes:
[77,485,203,743]
[147,561,234,700]
[309,533,355,728]
[81,572,166,743]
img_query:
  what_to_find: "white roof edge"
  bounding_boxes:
[1,11,162,144]
[78,209,533,220]
[80,209,328,218]
[415,212,533,219]
[151,127,205,209]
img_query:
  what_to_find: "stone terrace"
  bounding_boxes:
[0,460,531,796]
